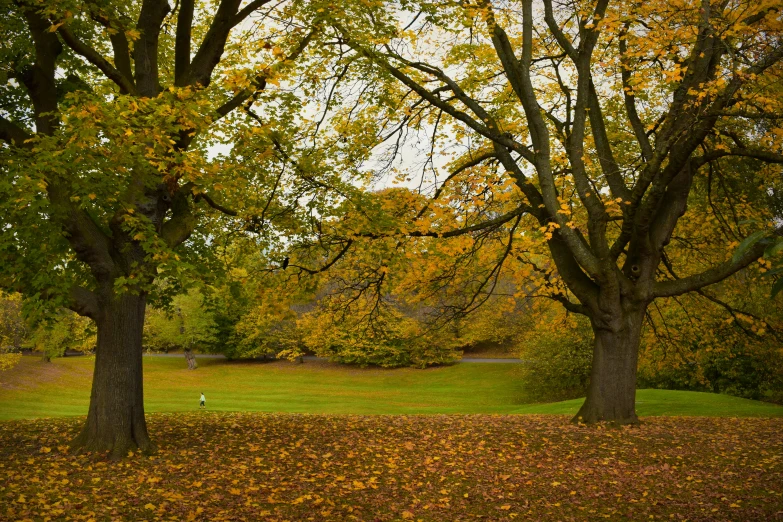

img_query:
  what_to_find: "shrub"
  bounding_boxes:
[0,352,21,371]
[516,312,593,402]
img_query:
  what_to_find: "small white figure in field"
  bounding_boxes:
[199,392,206,410]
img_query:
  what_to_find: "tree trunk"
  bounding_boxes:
[184,348,197,370]
[70,292,154,459]
[574,303,646,425]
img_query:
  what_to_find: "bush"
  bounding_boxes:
[638,293,783,404]
[0,352,21,371]
[638,334,783,404]
[27,310,95,359]
[516,312,593,402]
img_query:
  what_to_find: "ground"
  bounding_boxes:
[2,356,783,520]
[1,413,782,521]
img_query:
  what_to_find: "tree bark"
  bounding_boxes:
[184,348,197,370]
[573,303,646,425]
[70,292,154,459]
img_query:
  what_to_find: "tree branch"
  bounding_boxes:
[292,240,354,275]
[184,0,242,87]
[194,192,238,216]
[653,233,773,297]
[58,25,137,95]
[68,286,100,320]
[233,0,273,25]
[693,147,783,169]
[134,0,171,96]
[175,0,195,84]
[0,116,33,147]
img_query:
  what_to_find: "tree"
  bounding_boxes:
[304,0,783,423]
[0,292,28,351]
[0,0,319,457]
[28,308,96,362]
[144,288,218,368]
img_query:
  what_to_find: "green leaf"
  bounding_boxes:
[771,278,783,299]
[761,266,783,278]
[764,238,783,259]
[732,230,767,263]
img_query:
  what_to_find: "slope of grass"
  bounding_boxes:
[0,355,526,420]
[1,355,782,420]
[511,388,783,417]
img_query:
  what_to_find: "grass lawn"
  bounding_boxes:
[1,355,782,420]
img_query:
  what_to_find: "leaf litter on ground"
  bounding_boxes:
[0,414,782,521]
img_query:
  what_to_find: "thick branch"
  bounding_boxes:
[618,24,653,161]
[184,0,242,87]
[195,192,238,216]
[58,25,137,95]
[653,235,772,297]
[0,116,33,147]
[90,13,135,84]
[175,0,195,84]
[160,187,196,247]
[68,286,100,320]
[234,0,273,25]
[693,148,783,169]
[134,0,171,96]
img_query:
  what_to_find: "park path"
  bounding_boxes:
[141,353,525,363]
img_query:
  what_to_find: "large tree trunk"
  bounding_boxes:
[70,292,154,459]
[574,303,646,425]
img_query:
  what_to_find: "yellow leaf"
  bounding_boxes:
[144,503,156,510]
[229,488,241,495]
[40,446,51,453]
[17,494,26,503]
[88,194,97,200]
[401,511,414,519]
[500,504,511,510]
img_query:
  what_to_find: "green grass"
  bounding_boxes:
[511,388,783,417]
[1,355,782,420]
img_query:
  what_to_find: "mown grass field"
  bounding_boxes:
[1,355,782,420]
